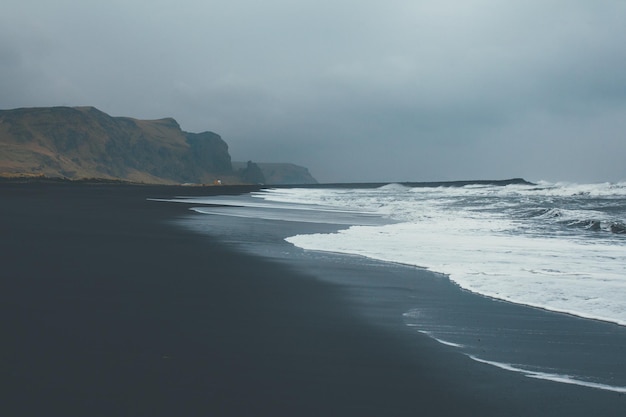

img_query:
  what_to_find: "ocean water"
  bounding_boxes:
[161,180,626,393]
[264,181,626,326]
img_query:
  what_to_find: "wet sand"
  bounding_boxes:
[1,182,624,416]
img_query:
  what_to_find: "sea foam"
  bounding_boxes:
[262,182,626,326]
[164,182,626,326]
[468,356,626,393]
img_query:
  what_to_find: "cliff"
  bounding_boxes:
[0,106,238,184]
[232,161,318,185]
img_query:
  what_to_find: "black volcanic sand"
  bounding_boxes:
[1,183,624,416]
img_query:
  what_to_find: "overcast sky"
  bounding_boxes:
[2,0,625,183]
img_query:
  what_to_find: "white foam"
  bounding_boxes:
[286,223,626,326]
[469,356,626,393]
[271,182,626,327]
[417,331,464,348]
[162,182,626,327]
[151,195,366,214]
[189,206,380,225]
[154,194,384,225]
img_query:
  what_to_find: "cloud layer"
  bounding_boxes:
[2,0,625,182]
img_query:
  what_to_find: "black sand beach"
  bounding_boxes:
[1,182,625,416]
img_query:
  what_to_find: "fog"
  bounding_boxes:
[2,0,625,182]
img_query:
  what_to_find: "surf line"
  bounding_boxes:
[469,355,626,394]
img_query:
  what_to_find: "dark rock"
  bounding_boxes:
[232,161,318,185]
[238,160,266,184]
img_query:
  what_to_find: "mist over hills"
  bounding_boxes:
[0,106,317,185]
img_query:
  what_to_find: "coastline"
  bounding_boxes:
[175,194,626,392]
[1,182,624,416]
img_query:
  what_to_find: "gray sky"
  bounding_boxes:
[2,0,625,183]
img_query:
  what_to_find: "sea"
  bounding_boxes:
[162,179,626,394]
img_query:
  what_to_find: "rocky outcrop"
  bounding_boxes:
[232,162,318,185]
[236,161,266,184]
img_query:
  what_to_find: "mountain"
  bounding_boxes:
[0,106,316,185]
[232,161,318,185]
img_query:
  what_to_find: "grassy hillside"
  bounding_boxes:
[0,106,234,184]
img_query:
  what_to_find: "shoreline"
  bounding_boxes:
[2,182,625,416]
[175,201,626,393]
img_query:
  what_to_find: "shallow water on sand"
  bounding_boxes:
[168,190,626,396]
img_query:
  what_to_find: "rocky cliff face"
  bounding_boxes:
[0,106,235,184]
[232,162,318,185]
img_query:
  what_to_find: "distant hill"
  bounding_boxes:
[232,161,318,185]
[0,106,317,185]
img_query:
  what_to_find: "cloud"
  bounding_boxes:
[1,0,625,182]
